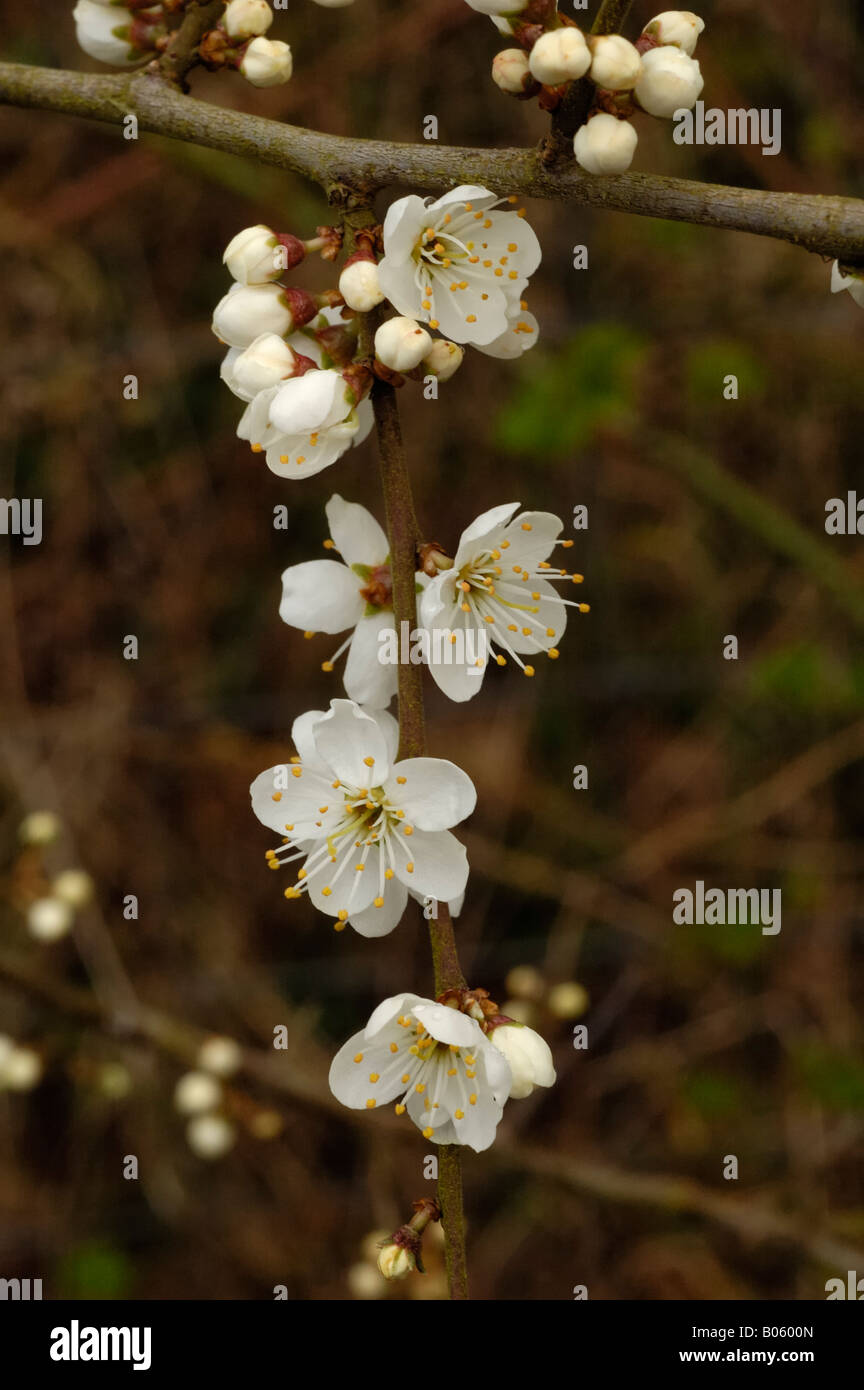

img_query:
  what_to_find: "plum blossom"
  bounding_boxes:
[377,185,541,351]
[329,993,512,1151]
[231,308,373,478]
[420,502,586,701]
[279,494,399,709]
[251,701,475,936]
[489,1020,556,1098]
[73,1,148,66]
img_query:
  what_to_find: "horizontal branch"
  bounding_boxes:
[1,62,863,259]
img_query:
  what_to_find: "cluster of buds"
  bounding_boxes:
[377,1199,441,1281]
[479,6,705,175]
[72,0,357,87]
[15,810,95,944]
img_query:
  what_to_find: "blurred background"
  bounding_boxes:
[0,0,862,1300]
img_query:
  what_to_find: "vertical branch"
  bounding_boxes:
[370,380,469,1300]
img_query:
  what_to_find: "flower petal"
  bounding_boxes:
[412,1002,481,1047]
[454,502,521,568]
[279,559,363,635]
[386,758,476,830]
[312,698,392,786]
[325,494,389,567]
[344,613,398,709]
[348,876,408,938]
[391,827,469,901]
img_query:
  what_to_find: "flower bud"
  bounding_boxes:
[223,0,273,39]
[528,28,591,86]
[27,896,73,942]
[197,1035,243,1077]
[642,11,705,56]
[73,1,139,66]
[374,317,433,372]
[573,113,638,174]
[338,257,385,312]
[186,1113,236,1159]
[831,260,864,309]
[589,34,642,90]
[212,283,294,349]
[221,333,299,400]
[223,224,282,285]
[491,48,532,95]
[422,339,464,382]
[174,1070,223,1115]
[505,964,545,1001]
[240,36,293,87]
[51,869,95,909]
[18,811,61,845]
[377,1243,416,1280]
[634,45,702,118]
[547,980,589,1019]
[0,1045,43,1092]
[489,1020,556,1099]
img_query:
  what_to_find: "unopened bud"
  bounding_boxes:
[18,811,61,845]
[375,317,432,372]
[223,224,283,285]
[0,1044,43,1092]
[547,981,589,1019]
[174,1070,223,1115]
[634,45,702,118]
[240,36,293,87]
[528,28,591,86]
[573,113,638,174]
[588,34,642,91]
[422,339,464,382]
[489,1020,556,1099]
[642,11,705,56]
[212,283,295,348]
[51,869,94,909]
[186,1113,236,1159]
[491,48,533,95]
[73,1,140,66]
[223,0,274,39]
[27,896,74,942]
[377,1243,416,1280]
[197,1036,243,1077]
[221,333,300,400]
[338,257,385,312]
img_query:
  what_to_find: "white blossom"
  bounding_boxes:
[420,502,583,701]
[634,45,703,118]
[588,34,642,91]
[489,1020,556,1099]
[573,113,638,175]
[240,36,293,87]
[223,224,283,285]
[27,896,73,942]
[339,259,385,312]
[831,261,864,309]
[329,993,512,1151]
[212,282,296,349]
[279,494,398,709]
[642,10,705,56]
[374,317,433,372]
[491,48,532,95]
[73,0,141,66]
[223,0,274,39]
[377,185,541,348]
[220,333,304,402]
[378,1244,414,1279]
[478,308,539,359]
[528,29,591,86]
[251,701,475,936]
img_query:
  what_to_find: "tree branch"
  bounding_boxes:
[158,0,226,87]
[1,63,862,260]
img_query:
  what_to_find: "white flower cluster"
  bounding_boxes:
[479,8,705,176]
[17,810,95,943]
[72,0,353,85]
